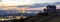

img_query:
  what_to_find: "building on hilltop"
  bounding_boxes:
[44,5,56,16]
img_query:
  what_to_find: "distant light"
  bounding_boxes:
[27,12,32,13]
[16,16,21,19]
[23,16,27,18]
[34,12,38,13]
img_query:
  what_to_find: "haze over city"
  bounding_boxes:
[0,0,60,6]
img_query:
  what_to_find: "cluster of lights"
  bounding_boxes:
[0,16,27,21]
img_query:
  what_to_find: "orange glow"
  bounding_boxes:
[0,6,46,11]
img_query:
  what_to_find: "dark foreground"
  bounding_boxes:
[24,16,60,22]
[0,16,60,22]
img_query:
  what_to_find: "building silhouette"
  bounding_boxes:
[44,5,56,16]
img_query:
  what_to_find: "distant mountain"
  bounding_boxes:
[17,2,60,8]
[53,2,60,5]
[29,3,49,8]
[29,2,60,8]
[17,5,29,8]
